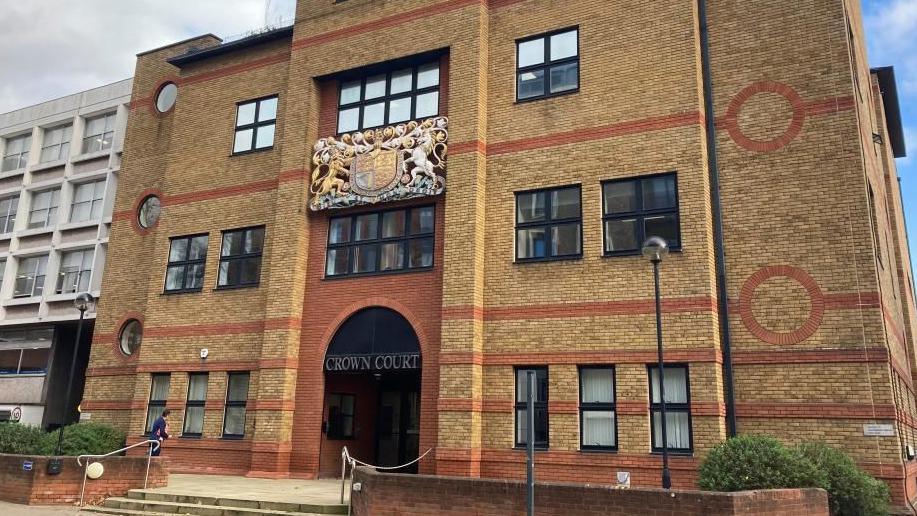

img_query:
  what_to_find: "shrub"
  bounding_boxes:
[0,422,45,454]
[38,422,125,457]
[797,442,890,516]
[698,435,827,492]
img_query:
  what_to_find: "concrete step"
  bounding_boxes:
[82,507,178,516]
[101,496,338,516]
[126,489,347,515]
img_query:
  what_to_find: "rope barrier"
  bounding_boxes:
[340,446,434,514]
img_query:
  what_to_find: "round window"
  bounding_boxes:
[155,83,178,113]
[138,195,161,229]
[119,319,143,356]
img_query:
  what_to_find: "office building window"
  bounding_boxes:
[515,367,549,448]
[327,393,355,440]
[515,186,581,261]
[218,226,264,288]
[183,373,208,437]
[516,27,579,101]
[14,255,48,298]
[337,60,440,133]
[28,188,60,229]
[69,180,105,222]
[0,195,18,233]
[223,372,249,438]
[0,347,51,375]
[165,234,208,293]
[146,374,170,432]
[648,365,692,452]
[57,249,93,294]
[233,96,277,154]
[603,173,680,255]
[326,206,434,277]
[82,113,116,154]
[41,125,72,162]
[2,134,31,172]
[580,367,616,450]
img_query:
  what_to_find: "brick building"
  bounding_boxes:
[0,79,131,428]
[82,0,917,509]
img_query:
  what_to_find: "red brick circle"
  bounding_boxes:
[724,81,806,152]
[738,265,824,345]
[109,312,144,362]
[131,188,163,235]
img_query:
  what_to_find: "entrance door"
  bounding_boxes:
[375,375,420,473]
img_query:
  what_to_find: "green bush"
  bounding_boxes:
[698,435,827,492]
[38,422,126,457]
[0,422,45,454]
[797,442,890,516]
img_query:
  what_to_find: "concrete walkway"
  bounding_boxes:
[137,473,349,505]
[0,501,78,514]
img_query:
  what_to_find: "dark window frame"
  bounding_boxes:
[326,393,356,440]
[514,185,583,262]
[602,172,681,257]
[164,233,209,294]
[222,371,249,439]
[578,366,618,452]
[325,205,435,278]
[647,364,693,454]
[336,60,441,134]
[182,372,208,438]
[514,366,549,450]
[515,26,580,103]
[146,373,170,433]
[216,226,265,290]
[232,95,278,156]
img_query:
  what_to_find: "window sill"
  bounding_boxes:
[514,87,579,105]
[0,372,47,378]
[163,288,204,296]
[0,168,26,178]
[17,226,55,238]
[0,232,13,242]
[59,220,100,232]
[579,447,619,453]
[30,159,67,172]
[230,146,274,157]
[71,150,111,164]
[179,435,202,439]
[221,434,246,440]
[650,449,693,456]
[513,445,549,451]
[4,296,41,306]
[213,284,260,292]
[603,247,683,258]
[45,292,81,303]
[514,254,582,264]
[323,265,434,280]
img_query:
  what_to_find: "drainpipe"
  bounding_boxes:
[697,0,738,437]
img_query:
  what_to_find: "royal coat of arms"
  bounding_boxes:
[309,117,448,210]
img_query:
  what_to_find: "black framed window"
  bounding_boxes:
[223,372,249,438]
[182,373,207,437]
[516,27,579,101]
[337,60,440,133]
[579,367,617,450]
[327,393,356,440]
[326,206,434,277]
[515,367,548,449]
[218,226,264,288]
[165,234,208,293]
[233,96,277,154]
[515,186,581,261]
[648,365,692,453]
[603,173,680,255]
[146,373,170,433]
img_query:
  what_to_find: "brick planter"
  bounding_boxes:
[350,467,828,516]
[0,453,168,505]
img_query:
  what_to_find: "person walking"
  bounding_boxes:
[149,409,171,457]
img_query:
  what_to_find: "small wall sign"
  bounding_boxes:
[80,412,92,421]
[863,423,896,437]
[22,460,33,471]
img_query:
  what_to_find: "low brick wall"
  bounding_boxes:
[0,454,168,505]
[351,467,828,516]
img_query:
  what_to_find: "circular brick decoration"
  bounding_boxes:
[738,265,824,345]
[724,81,806,152]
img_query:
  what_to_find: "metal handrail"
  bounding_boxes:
[77,439,160,507]
[339,446,433,515]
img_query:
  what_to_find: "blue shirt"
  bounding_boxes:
[150,416,169,441]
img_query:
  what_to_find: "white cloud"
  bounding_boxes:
[0,0,296,113]
[865,0,917,95]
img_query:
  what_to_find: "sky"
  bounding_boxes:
[0,0,914,261]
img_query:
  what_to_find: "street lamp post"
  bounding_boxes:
[55,292,94,456]
[642,237,671,490]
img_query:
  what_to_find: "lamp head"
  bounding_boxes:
[641,236,669,263]
[74,292,94,312]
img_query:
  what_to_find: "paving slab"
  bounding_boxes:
[134,474,349,506]
[0,501,79,515]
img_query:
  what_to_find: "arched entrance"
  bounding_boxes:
[321,307,421,475]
